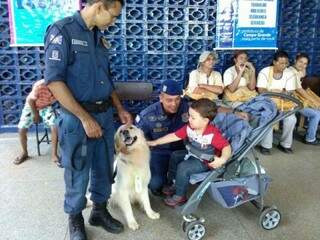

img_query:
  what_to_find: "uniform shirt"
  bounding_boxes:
[187,69,224,93]
[135,99,189,152]
[257,66,296,91]
[27,80,56,110]
[44,11,114,103]
[175,123,229,157]
[223,66,250,88]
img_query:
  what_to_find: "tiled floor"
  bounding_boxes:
[0,133,319,240]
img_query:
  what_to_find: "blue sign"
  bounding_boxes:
[7,0,81,46]
[216,0,279,49]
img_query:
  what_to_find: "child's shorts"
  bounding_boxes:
[18,103,56,129]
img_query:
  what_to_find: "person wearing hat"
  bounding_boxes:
[135,80,249,196]
[185,51,224,100]
[135,80,189,196]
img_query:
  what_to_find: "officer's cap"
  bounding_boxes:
[161,80,183,96]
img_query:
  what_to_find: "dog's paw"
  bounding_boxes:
[128,221,139,231]
[147,211,160,220]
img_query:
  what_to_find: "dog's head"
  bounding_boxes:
[114,124,147,154]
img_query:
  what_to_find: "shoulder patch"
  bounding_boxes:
[50,34,62,45]
[148,115,157,122]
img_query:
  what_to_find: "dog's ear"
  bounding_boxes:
[114,131,129,154]
[114,131,122,154]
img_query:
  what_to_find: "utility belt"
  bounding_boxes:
[80,98,112,113]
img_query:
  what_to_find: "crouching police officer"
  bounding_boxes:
[135,80,250,196]
[135,80,189,196]
[44,0,131,239]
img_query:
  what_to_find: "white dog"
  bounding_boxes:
[111,124,160,230]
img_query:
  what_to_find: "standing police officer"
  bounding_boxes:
[44,1,131,239]
[135,80,189,196]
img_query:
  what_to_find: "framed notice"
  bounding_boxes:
[215,0,279,49]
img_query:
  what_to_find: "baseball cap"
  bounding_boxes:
[161,80,183,96]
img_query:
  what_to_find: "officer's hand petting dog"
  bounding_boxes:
[117,108,132,124]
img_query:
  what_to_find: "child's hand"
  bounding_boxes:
[208,157,227,169]
[147,140,157,147]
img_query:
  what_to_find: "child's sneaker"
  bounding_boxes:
[162,185,176,196]
[164,194,187,207]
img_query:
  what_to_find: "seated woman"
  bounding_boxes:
[257,50,297,155]
[289,53,320,145]
[185,51,224,100]
[223,50,257,107]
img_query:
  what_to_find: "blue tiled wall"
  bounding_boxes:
[1,0,320,131]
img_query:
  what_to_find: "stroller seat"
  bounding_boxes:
[189,96,277,185]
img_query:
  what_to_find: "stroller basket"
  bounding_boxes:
[209,174,271,209]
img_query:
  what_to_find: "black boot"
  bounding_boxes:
[69,212,87,240]
[88,202,124,234]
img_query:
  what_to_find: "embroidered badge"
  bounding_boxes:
[71,39,88,47]
[162,85,167,92]
[158,115,167,121]
[50,34,62,45]
[153,127,168,133]
[48,50,61,61]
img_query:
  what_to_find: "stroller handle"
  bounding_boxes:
[260,91,303,110]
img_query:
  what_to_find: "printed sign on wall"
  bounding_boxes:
[216,0,279,49]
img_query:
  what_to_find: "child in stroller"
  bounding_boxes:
[147,98,232,207]
[177,92,302,240]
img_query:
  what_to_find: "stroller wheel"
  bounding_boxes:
[185,221,206,240]
[259,206,281,230]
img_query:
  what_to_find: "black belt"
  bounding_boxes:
[80,98,112,113]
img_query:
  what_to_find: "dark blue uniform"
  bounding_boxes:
[44,12,115,215]
[135,99,189,191]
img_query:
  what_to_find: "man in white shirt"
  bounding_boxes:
[257,50,297,155]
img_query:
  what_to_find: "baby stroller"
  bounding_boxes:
[178,92,302,240]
